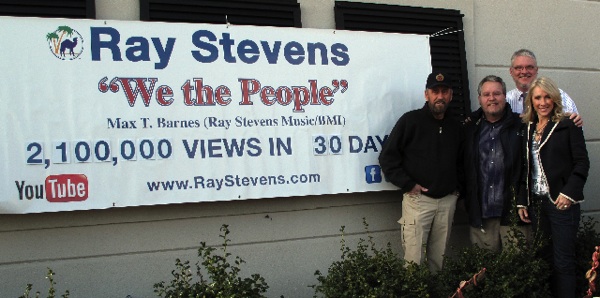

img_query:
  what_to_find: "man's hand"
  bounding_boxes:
[518,208,531,223]
[567,113,583,127]
[408,184,428,195]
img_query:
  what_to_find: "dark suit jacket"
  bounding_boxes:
[463,105,525,228]
[518,117,589,206]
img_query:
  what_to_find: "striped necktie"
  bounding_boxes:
[520,92,527,112]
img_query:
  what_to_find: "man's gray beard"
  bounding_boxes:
[429,101,448,116]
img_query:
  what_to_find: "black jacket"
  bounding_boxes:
[379,102,463,198]
[463,105,525,228]
[518,117,589,206]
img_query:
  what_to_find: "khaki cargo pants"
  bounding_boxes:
[399,192,458,272]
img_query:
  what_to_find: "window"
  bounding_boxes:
[0,0,95,19]
[140,0,301,27]
[335,1,471,119]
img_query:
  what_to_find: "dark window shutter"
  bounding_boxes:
[335,1,471,120]
[0,0,95,19]
[141,0,301,28]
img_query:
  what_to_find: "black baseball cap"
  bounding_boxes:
[426,72,452,89]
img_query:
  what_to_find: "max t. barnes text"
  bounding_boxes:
[105,115,345,130]
[97,77,348,112]
[106,117,202,129]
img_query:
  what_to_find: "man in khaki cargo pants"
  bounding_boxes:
[379,72,463,272]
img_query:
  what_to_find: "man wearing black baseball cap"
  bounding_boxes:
[379,71,463,272]
[425,72,453,119]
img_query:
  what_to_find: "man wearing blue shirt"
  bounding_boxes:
[464,75,528,251]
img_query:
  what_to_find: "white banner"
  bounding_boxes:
[0,16,431,213]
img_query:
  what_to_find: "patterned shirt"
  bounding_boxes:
[506,88,578,114]
[531,139,550,197]
[478,118,505,218]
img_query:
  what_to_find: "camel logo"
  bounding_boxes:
[46,26,84,60]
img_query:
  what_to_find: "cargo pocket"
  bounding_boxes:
[398,214,416,249]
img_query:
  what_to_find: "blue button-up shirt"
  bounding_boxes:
[478,118,506,218]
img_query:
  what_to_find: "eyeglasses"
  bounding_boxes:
[481,91,503,98]
[512,65,537,72]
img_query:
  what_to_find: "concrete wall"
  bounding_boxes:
[1,1,599,297]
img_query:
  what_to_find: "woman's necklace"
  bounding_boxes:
[534,120,548,141]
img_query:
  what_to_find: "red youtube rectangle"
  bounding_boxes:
[45,174,89,202]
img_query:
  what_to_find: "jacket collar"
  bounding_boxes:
[527,120,560,149]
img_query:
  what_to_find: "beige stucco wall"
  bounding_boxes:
[1,1,599,297]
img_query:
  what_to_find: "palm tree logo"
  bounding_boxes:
[46,25,84,60]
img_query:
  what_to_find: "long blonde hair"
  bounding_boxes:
[522,77,564,123]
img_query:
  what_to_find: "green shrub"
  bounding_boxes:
[311,218,431,298]
[433,227,551,298]
[313,219,558,297]
[20,268,70,298]
[313,215,600,297]
[154,224,269,298]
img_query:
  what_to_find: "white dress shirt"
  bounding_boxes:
[506,88,578,114]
